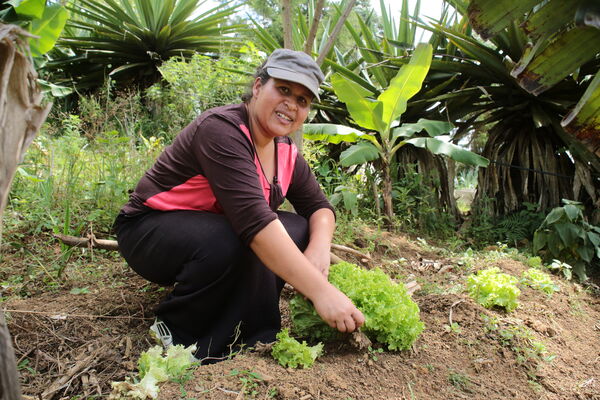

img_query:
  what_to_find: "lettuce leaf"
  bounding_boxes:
[467,268,520,311]
[520,268,559,295]
[290,262,424,351]
[111,344,196,399]
[271,328,323,368]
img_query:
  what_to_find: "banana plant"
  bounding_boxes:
[304,43,488,225]
[0,0,67,56]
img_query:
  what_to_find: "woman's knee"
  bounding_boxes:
[277,211,309,250]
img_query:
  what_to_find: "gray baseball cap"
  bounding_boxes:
[263,49,325,101]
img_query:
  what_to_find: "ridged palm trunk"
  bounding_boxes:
[472,121,598,219]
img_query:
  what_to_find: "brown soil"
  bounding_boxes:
[1,231,599,400]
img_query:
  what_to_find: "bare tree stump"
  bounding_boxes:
[0,23,52,400]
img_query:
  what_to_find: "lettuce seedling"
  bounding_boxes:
[520,268,559,295]
[467,268,520,311]
[290,262,424,351]
[110,344,196,399]
[271,329,323,368]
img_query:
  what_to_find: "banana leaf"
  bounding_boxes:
[330,74,386,133]
[303,124,380,146]
[378,43,432,132]
[402,137,489,167]
[339,142,381,167]
[467,0,541,39]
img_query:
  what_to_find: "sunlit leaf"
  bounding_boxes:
[303,124,379,146]
[14,0,44,19]
[29,3,67,56]
[378,43,432,130]
[331,74,386,132]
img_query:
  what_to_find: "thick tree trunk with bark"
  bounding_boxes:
[0,23,52,400]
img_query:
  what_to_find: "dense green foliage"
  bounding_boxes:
[467,267,521,311]
[466,200,547,247]
[146,52,256,138]
[271,329,323,369]
[8,118,160,238]
[291,262,424,351]
[533,200,600,281]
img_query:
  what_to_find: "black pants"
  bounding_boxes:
[115,210,309,362]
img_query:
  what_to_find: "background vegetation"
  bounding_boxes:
[2,0,599,280]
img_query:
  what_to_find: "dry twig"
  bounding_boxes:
[2,309,151,320]
[330,243,372,260]
[449,300,464,326]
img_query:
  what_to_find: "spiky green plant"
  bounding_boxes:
[46,0,245,90]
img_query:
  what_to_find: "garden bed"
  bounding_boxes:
[1,228,599,399]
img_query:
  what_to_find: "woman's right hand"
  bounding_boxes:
[311,284,365,333]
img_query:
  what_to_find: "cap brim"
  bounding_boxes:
[266,67,321,101]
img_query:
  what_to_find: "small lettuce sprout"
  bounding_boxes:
[467,267,520,311]
[271,329,323,368]
[526,256,543,269]
[110,344,196,399]
[520,268,559,295]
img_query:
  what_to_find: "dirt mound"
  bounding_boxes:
[1,233,599,399]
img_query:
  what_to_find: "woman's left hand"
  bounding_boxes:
[304,245,331,278]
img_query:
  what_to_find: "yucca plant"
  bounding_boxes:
[464,0,600,160]
[412,0,600,220]
[45,0,245,90]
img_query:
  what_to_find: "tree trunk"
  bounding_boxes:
[304,0,325,55]
[0,23,52,400]
[316,0,357,66]
[381,158,394,229]
[281,0,293,49]
[0,311,20,400]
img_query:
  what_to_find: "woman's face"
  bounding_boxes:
[250,77,313,139]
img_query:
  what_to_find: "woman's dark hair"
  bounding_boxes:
[241,60,270,103]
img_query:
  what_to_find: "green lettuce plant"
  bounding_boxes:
[290,262,424,351]
[467,267,520,312]
[110,344,196,399]
[520,268,559,295]
[271,329,323,369]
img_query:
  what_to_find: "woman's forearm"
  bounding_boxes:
[307,208,335,250]
[250,218,329,299]
[250,218,364,332]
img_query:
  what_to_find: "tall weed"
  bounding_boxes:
[7,123,161,237]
